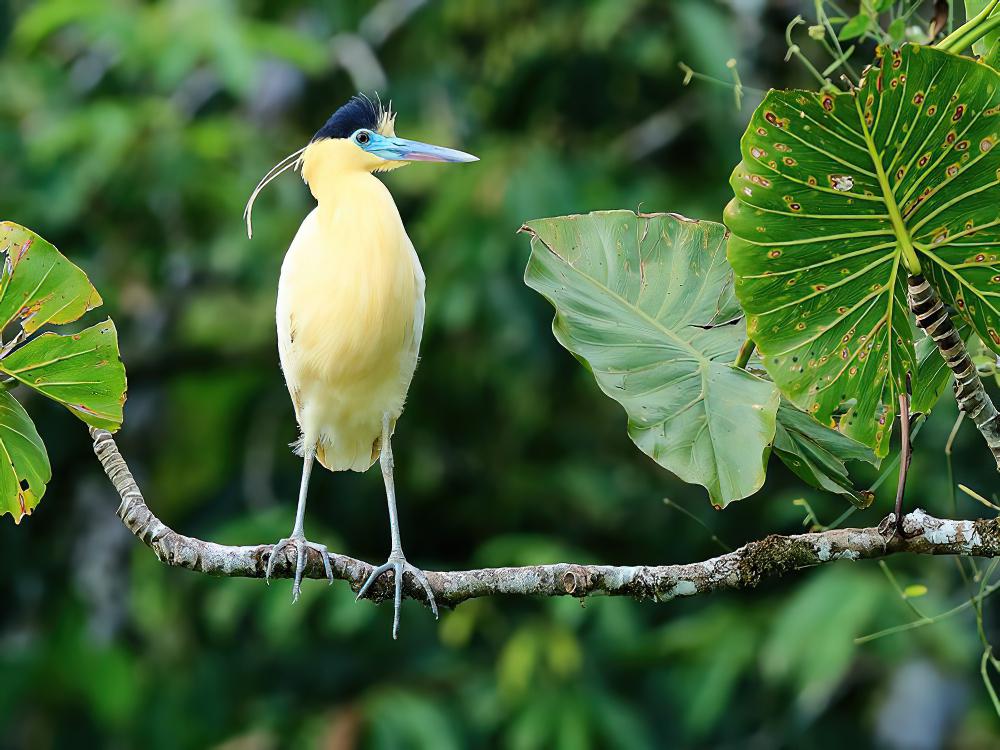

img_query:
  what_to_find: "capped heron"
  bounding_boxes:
[245,95,477,637]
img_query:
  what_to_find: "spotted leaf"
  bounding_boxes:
[0,319,126,432]
[726,44,1000,456]
[0,222,103,334]
[0,389,51,523]
[523,211,780,507]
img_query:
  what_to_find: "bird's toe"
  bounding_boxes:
[266,535,332,600]
[356,554,438,638]
[306,541,334,584]
[404,562,439,619]
[356,559,395,602]
[265,537,295,584]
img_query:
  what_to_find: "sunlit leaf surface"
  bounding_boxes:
[523,211,780,507]
[0,222,125,521]
[0,318,126,432]
[0,221,102,334]
[0,389,50,523]
[726,44,1000,456]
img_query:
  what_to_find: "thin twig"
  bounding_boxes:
[856,576,1000,644]
[894,374,913,536]
[663,497,732,552]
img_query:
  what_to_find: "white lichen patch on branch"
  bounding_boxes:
[815,536,833,561]
[909,509,984,553]
[602,565,642,590]
[912,509,961,545]
[669,580,697,597]
[834,549,860,560]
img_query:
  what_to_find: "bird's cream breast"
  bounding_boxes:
[277,179,421,388]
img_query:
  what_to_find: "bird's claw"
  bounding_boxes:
[265,534,334,602]
[356,553,438,639]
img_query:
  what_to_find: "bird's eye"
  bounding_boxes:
[356,131,371,145]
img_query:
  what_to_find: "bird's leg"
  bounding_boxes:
[266,446,334,601]
[356,414,438,638]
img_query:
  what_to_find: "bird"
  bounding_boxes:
[243,94,477,637]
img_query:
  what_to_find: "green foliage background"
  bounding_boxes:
[0,1,998,747]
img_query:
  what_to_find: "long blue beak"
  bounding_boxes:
[368,134,478,163]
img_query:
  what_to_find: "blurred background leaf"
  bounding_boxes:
[2,1,999,748]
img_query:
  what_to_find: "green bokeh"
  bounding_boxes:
[1,1,998,748]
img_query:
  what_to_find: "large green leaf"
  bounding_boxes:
[0,221,103,334]
[522,211,780,507]
[985,37,1000,68]
[0,389,50,523]
[0,223,127,523]
[773,402,876,507]
[725,43,1000,456]
[0,319,126,431]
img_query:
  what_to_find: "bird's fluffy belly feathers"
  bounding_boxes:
[277,179,424,472]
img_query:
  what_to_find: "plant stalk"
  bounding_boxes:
[937,0,1000,52]
[894,379,913,536]
[734,338,756,369]
[908,275,1000,470]
[941,13,1000,53]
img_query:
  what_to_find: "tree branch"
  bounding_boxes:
[91,427,1000,609]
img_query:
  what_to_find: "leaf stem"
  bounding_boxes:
[793,497,825,531]
[785,16,836,91]
[937,0,1000,51]
[981,649,1000,717]
[734,338,756,369]
[940,12,1000,53]
[663,498,733,552]
[677,63,764,99]
[725,58,744,110]
[852,91,921,274]
[857,109,922,273]
[814,0,860,81]
[878,560,929,621]
[893,381,912,535]
[946,412,964,517]
[827,416,926,531]
[958,483,1000,512]
[855,576,1000,643]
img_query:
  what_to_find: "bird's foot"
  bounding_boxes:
[265,534,334,602]
[356,552,439,639]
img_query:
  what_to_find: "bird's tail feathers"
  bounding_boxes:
[315,439,379,473]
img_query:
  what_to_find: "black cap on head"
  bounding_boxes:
[312,95,380,142]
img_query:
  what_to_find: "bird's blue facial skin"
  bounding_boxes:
[351,129,478,163]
